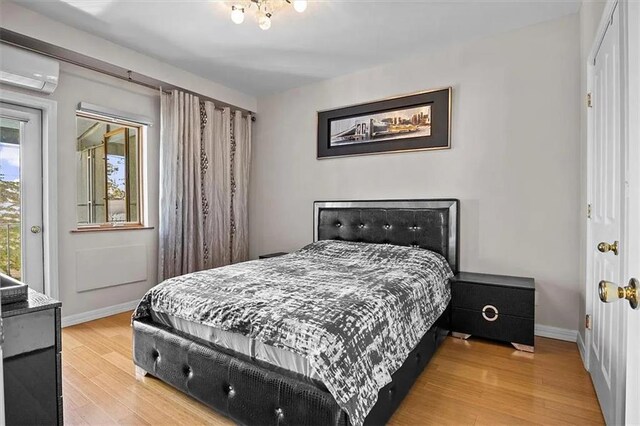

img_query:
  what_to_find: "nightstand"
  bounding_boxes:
[450,272,535,352]
[258,252,288,259]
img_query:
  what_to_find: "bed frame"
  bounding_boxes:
[133,199,459,425]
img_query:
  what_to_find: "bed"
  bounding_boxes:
[132,199,459,425]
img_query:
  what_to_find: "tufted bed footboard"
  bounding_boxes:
[132,306,450,426]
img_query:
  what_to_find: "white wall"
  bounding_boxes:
[55,64,160,319]
[577,0,606,350]
[2,63,160,320]
[0,1,257,113]
[251,15,582,331]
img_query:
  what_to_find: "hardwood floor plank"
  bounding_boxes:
[62,312,604,425]
[64,364,141,422]
[70,394,121,424]
[62,376,91,410]
[64,407,91,426]
[544,399,605,423]
[61,332,84,351]
[432,356,602,413]
[64,345,128,379]
[101,350,137,378]
[107,333,134,358]
[90,373,195,425]
[64,325,115,355]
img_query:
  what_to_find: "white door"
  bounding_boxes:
[588,3,626,425]
[624,1,640,424]
[0,102,44,293]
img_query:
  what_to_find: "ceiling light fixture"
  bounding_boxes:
[229,0,307,30]
[292,0,307,13]
[231,5,245,24]
[258,13,272,30]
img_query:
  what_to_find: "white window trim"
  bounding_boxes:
[0,89,59,300]
[77,102,153,127]
[75,111,146,229]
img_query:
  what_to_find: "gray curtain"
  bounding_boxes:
[232,110,252,263]
[159,90,251,281]
[206,103,231,269]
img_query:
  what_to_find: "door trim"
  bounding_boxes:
[0,89,59,300]
[0,103,44,292]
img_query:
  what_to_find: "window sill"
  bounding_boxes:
[71,226,155,234]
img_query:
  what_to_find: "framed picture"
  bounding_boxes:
[317,87,451,159]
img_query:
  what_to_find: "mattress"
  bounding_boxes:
[150,309,321,381]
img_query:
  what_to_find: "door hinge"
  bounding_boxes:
[587,203,592,219]
[586,314,592,330]
[587,92,593,108]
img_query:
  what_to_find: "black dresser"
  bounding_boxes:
[2,289,63,425]
[450,272,535,352]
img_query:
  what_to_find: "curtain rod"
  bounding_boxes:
[0,29,256,121]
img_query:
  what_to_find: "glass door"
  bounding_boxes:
[0,103,43,293]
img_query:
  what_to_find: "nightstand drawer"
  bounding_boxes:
[451,307,534,346]
[452,282,534,318]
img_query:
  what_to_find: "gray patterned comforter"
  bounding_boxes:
[133,240,452,425]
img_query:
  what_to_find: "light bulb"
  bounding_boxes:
[258,14,271,30]
[293,0,307,13]
[231,6,245,24]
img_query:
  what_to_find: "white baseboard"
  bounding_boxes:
[61,299,139,328]
[534,324,578,342]
[576,331,589,370]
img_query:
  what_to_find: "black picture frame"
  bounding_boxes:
[317,87,451,159]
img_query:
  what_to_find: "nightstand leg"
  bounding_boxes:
[451,332,472,340]
[135,366,148,381]
[511,343,535,353]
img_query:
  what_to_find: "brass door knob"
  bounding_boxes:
[598,278,639,309]
[597,240,619,255]
[30,225,42,234]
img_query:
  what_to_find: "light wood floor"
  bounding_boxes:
[62,312,604,425]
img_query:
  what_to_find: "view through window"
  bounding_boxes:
[0,117,21,279]
[76,114,143,227]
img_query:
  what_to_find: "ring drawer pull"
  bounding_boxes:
[482,305,499,322]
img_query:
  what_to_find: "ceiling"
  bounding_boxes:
[12,0,581,96]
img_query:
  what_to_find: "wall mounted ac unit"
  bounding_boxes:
[0,43,59,94]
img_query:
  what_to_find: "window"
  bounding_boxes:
[76,113,143,228]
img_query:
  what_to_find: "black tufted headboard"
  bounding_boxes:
[314,199,459,272]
